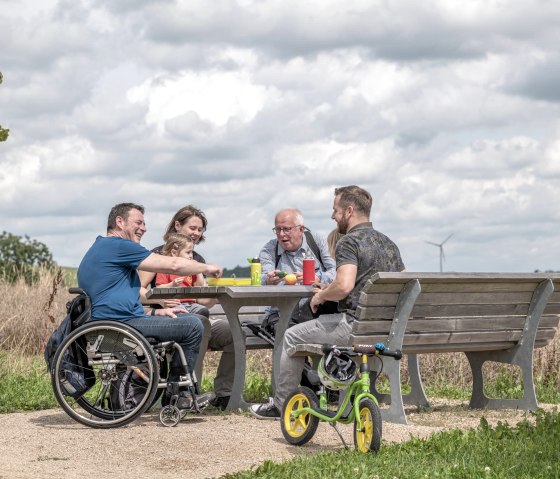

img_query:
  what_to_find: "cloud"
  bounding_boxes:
[0,0,559,273]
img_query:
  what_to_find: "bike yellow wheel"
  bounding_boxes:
[354,397,382,453]
[281,386,319,446]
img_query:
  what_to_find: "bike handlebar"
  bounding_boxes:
[322,343,402,360]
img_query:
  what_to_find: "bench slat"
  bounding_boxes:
[361,291,537,306]
[356,303,535,320]
[364,281,556,294]
[352,315,560,334]
[352,328,557,350]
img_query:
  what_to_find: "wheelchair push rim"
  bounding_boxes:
[51,320,160,429]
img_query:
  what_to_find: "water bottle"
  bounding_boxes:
[250,257,262,286]
[302,257,315,285]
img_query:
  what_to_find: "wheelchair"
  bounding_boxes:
[49,288,202,428]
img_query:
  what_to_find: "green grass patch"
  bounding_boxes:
[0,352,57,412]
[223,409,560,479]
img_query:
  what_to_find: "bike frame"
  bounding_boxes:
[289,352,380,431]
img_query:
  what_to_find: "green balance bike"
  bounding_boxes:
[281,343,402,453]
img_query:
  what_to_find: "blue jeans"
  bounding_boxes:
[123,314,203,379]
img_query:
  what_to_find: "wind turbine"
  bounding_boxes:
[425,234,454,272]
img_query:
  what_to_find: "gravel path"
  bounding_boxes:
[0,401,539,479]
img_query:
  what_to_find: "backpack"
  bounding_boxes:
[44,290,95,399]
[275,228,326,269]
[109,365,150,411]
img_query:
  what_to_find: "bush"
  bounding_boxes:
[0,231,56,284]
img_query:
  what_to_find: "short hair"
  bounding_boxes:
[161,233,194,257]
[275,208,304,226]
[163,205,208,243]
[107,203,144,232]
[334,185,372,217]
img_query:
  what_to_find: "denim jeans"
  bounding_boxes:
[123,314,203,380]
[195,317,234,398]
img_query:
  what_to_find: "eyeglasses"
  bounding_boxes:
[272,225,302,235]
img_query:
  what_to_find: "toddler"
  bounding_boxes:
[155,233,212,317]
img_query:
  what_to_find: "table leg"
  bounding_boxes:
[218,296,302,409]
[218,299,249,410]
[269,298,301,394]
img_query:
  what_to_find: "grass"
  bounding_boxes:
[224,409,560,479]
[1,350,560,479]
[1,269,560,477]
[0,352,57,412]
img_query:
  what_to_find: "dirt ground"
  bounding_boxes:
[0,399,544,479]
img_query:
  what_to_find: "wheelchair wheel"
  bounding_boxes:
[281,387,320,446]
[353,397,382,453]
[51,320,159,428]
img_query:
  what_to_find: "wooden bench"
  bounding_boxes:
[207,304,273,349]
[295,272,560,424]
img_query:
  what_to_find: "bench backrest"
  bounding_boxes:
[352,273,560,354]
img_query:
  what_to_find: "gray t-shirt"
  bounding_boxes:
[336,222,405,317]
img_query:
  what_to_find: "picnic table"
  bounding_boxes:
[146,285,314,410]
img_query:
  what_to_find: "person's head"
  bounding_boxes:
[107,203,146,243]
[326,228,344,258]
[163,205,207,245]
[273,208,305,252]
[161,233,194,259]
[331,185,372,234]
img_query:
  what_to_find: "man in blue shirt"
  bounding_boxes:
[78,202,223,407]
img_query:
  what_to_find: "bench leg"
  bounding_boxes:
[403,354,430,409]
[466,349,538,411]
[466,278,553,411]
[371,356,408,425]
[370,278,421,425]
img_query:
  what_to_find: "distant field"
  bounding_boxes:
[61,266,78,287]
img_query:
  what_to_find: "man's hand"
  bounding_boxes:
[205,264,222,278]
[155,307,185,318]
[266,271,282,285]
[310,288,325,313]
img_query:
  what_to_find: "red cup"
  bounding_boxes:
[302,258,315,285]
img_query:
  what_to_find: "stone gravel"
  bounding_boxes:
[0,400,541,479]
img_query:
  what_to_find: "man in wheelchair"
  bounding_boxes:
[77,202,223,410]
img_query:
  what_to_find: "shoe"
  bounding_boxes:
[165,391,214,411]
[249,399,280,420]
[209,395,230,411]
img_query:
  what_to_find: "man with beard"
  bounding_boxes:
[250,185,405,419]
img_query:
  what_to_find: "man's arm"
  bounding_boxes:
[138,253,222,277]
[259,239,282,285]
[310,263,356,312]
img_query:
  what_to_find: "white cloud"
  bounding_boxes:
[128,70,276,133]
[1,0,559,273]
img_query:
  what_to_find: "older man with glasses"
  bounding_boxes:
[257,208,336,334]
[250,186,405,420]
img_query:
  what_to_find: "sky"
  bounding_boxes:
[1,0,559,273]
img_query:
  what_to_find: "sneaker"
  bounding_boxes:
[209,395,230,411]
[249,399,280,420]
